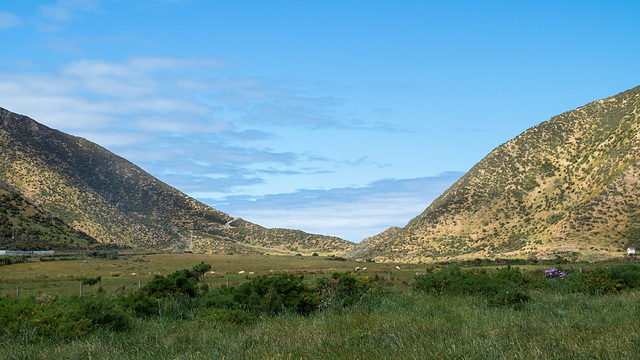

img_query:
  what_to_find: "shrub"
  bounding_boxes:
[116,291,158,317]
[200,274,320,318]
[545,268,566,279]
[488,289,531,309]
[412,267,531,307]
[232,274,320,315]
[77,295,133,332]
[143,262,211,298]
[30,297,92,340]
[578,267,623,295]
[608,264,640,288]
[317,272,387,308]
[82,276,101,286]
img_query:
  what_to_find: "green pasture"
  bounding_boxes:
[0,253,424,297]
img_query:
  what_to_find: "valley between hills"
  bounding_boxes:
[2,85,640,263]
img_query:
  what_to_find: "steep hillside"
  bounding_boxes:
[0,181,96,250]
[0,108,352,254]
[358,86,640,262]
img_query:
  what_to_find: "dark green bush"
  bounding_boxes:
[82,276,101,286]
[316,272,387,308]
[143,262,211,298]
[412,267,531,307]
[233,274,319,315]
[116,291,158,317]
[0,294,133,340]
[608,264,640,288]
[570,267,623,295]
[488,289,531,309]
[77,295,132,332]
[199,287,236,310]
[199,274,319,317]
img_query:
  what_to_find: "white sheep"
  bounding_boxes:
[238,270,245,274]
[395,266,401,270]
[362,267,367,271]
[249,271,255,275]
[354,266,360,272]
[131,273,137,276]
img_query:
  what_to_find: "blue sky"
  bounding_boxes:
[1,1,639,242]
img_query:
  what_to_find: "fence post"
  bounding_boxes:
[80,282,83,296]
[139,280,141,289]
[313,273,317,281]
[227,277,230,287]
[16,286,19,297]
[388,272,391,282]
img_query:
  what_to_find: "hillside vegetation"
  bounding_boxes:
[358,85,640,262]
[0,108,351,254]
[0,181,95,250]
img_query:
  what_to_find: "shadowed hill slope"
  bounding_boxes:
[0,108,352,254]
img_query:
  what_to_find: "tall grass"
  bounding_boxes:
[3,289,640,359]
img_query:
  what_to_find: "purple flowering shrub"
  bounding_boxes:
[545,268,566,279]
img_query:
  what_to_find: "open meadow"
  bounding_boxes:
[2,253,640,359]
[0,253,418,298]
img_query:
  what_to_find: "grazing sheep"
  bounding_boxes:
[210,271,216,274]
[239,271,245,275]
[362,267,367,271]
[415,272,426,277]
[395,266,401,270]
[131,273,137,276]
[249,271,255,275]
[354,266,360,272]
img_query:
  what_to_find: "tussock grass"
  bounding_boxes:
[3,289,640,359]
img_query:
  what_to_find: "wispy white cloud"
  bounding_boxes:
[0,55,422,225]
[0,11,22,29]
[210,173,463,242]
[38,0,104,25]
[0,56,303,188]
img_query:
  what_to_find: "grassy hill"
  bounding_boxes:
[0,107,352,254]
[357,85,640,262]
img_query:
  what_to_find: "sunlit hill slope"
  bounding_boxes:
[357,86,640,262]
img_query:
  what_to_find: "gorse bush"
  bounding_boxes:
[412,266,531,308]
[201,274,319,319]
[0,294,132,341]
[316,272,387,308]
[143,262,211,297]
[541,265,640,295]
[608,264,640,288]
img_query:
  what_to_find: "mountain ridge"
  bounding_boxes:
[0,107,352,254]
[357,85,640,262]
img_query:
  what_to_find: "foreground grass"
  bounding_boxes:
[3,288,640,359]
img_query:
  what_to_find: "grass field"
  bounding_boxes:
[2,254,640,359]
[0,253,421,298]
